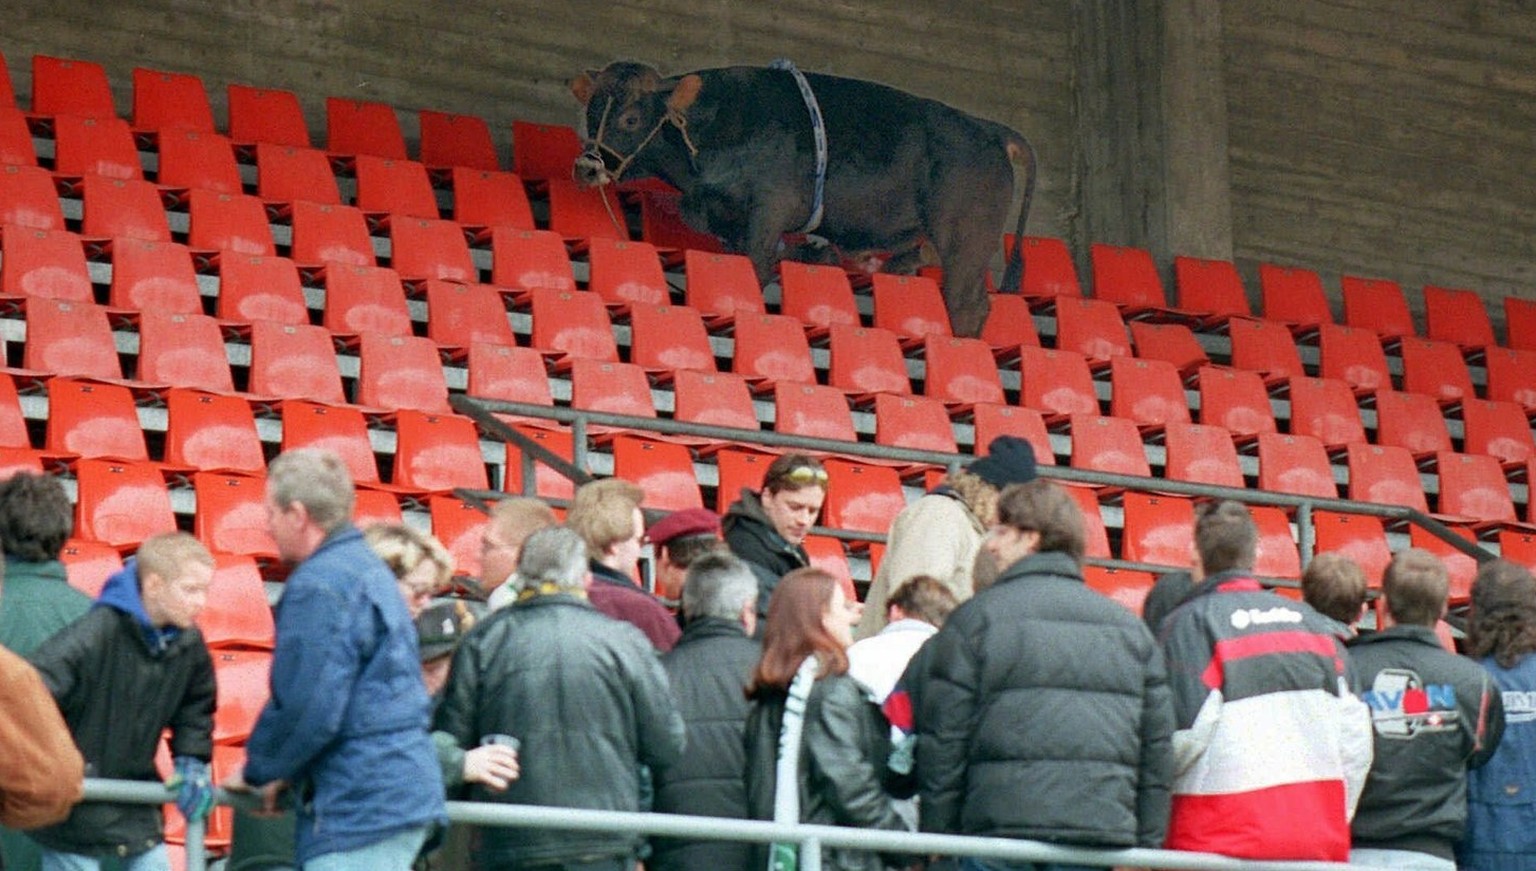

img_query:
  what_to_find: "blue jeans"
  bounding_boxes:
[41,843,169,871]
[301,826,429,871]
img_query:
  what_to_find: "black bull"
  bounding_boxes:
[570,61,1035,338]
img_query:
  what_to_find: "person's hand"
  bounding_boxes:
[462,744,520,791]
[222,767,288,817]
[166,756,214,823]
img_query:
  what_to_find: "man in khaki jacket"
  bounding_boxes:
[0,645,83,830]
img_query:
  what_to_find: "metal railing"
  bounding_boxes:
[81,777,1358,871]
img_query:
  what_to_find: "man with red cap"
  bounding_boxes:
[646,507,726,606]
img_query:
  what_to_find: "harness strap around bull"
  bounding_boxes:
[769,58,828,236]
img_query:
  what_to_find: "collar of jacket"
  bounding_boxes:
[2,555,69,583]
[723,491,798,553]
[1184,568,1263,602]
[514,583,589,605]
[994,550,1084,586]
[1348,623,1442,650]
[96,556,185,656]
[678,615,752,642]
[589,559,640,589]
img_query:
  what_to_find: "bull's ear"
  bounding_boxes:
[570,72,597,106]
[667,75,703,113]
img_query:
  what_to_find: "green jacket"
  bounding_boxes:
[0,558,90,657]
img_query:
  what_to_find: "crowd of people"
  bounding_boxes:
[0,440,1533,871]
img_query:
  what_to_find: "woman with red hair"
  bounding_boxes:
[745,567,910,871]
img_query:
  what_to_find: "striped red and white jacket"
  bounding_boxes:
[1158,572,1374,861]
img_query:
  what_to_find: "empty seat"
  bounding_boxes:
[1196,366,1277,441]
[1069,414,1152,479]
[1053,295,1131,366]
[423,279,514,351]
[826,325,909,397]
[1312,511,1393,585]
[1251,506,1302,579]
[389,217,475,283]
[1346,443,1428,511]
[0,164,65,230]
[452,167,535,231]
[216,254,308,325]
[1287,375,1367,451]
[136,311,235,392]
[198,555,275,649]
[510,120,582,182]
[466,342,552,409]
[673,369,759,433]
[80,176,172,242]
[780,261,859,334]
[490,228,576,297]
[355,333,451,414]
[193,471,278,558]
[106,237,202,314]
[1089,243,1166,313]
[0,373,32,449]
[155,130,242,195]
[1120,491,1195,568]
[163,388,263,473]
[418,109,499,171]
[46,378,147,461]
[1500,529,1536,573]
[502,423,577,500]
[1437,450,1519,528]
[923,335,1004,407]
[570,359,655,419]
[732,313,817,387]
[1058,484,1111,558]
[23,298,122,379]
[1163,422,1243,488]
[280,400,379,485]
[774,383,856,442]
[207,649,271,743]
[1374,389,1454,458]
[1504,296,1536,352]
[1128,321,1208,378]
[628,302,716,374]
[612,435,703,511]
[1257,262,1332,332]
[972,403,1056,466]
[1461,398,1536,467]
[60,539,125,598]
[226,84,310,148]
[1006,235,1082,300]
[1408,524,1479,601]
[0,106,37,166]
[1,226,91,302]
[1485,347,1536,412]
[1399,336,1475,406]
[289,201,374,268]
[1256,432,1337,499]
[979,293,1042,357]
[324,265,414,339]
[821,460,906,536]
[52,115,142,180]
[391,410,489,492]
[1226,316,1304,385]
[1017,346,1099,422]
[873,393,958,455]
[1317,323,1390,396]
[1423,285,1496,351]
[1108,356,1191,430]
[528,287,619,362]
[1341,274,1415,340]
[326,97,407,159]
[1083,565,1156,613]
[185,190,275,256]
[247,322,345,404]
[872,274,951,344]
[545,176,628,242]
[353,155,439,221]
[1172,255,1251,325]
[585,238,669,307]
[255,143,342,206]
[682,250,765,327]
[425,494,486,580]
[131,67,214,134]
[73,459,177,550]
[713,448,776,513]
[31,55,114,118]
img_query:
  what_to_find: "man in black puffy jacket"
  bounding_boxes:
[651,552,761,871]
[722,454,825,617]
[914,480,1175,864]
[435,526,686,871]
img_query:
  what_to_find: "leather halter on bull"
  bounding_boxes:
[574,93,699,187]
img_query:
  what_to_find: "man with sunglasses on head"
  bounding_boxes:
[722,454,827,619]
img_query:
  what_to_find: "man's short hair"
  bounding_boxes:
[364,523,454,587]
[136,532,214,586]
[566,478,644,556]
[488,497,558,548]
[1382,548,1449,627]
[681,551,758,621]
[761,454,828,496]
[267,449,354,532]
[887,574,960,628]
[1301,553,1368,626]
[664,535,726,571]
[0,472,73,562]
[995,480,1085,562]
[1194,500,1257,576]
[516,526,589,592]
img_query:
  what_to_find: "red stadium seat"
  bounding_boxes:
[1128,321,1208,378]
[1196,366,1276,442]
[1341,274,1415,340]
[46,378,146,462]
[1423,285,1496,351]
[248,322,345,405]
[1437,450,1519,530]
[1251,506,1301,579]
[326,97,407,159]
[466,343,553,409]
[979,294,1042,358]
[198,555,274,650]
[391,410,488,493]
[389,217,475,283]
[1,226,91,302]
[1120,491,1195,568]
[1069,414,1151,480]
[131,67,214,134]
[733,313,817,388]
[635,188,726,254]
[1061,484,1111,558]
[923,335,1005,407]
[1172,255,1251,325]
[53,115,142,180]
[216,254,308,326]
[0,106,37,166]
[1287,375,1367,451]
[31,55,114,118]
[1089,243,1166,313]
[503,423,578,500]
[289,201,374,268]
[802,535,857,602]
[1504,296,1536,352]
[24,298,122,380]
[452,168,535,232]
[323,264,414,339]
[80,176,172,243]
[1053,295,1132,367]
[873,393,958,455]
[1163,422,1243,488]
[1484,347,1536,412]
[353,155,439,221]
[1256,433,1337,500]
[872,274,951,345]
[528,287,618,362]
[1258,262,1333,332]
[280,400,379,486]
[60,539,124,598]
[714,448,775,513]
[585,237,669,308]
[137,311,235,392]
[208,649,271,742]
[185,190,275,256]
[1005,235,1082,300]
[1318,323,1390,396]
[155,130,242,195]
[821,459,906,537]
[418,109,499,171]
[193,471,278,558]
[255,143,341,206]
[510,121,582,182]
[780,261,859,335]
[1398,336,1475,406]
[1312,511,1392,585]
[490,228,576,298]
[613,435,703,511]
[163,388,263,474]
[628,302,717,374]
[423,279,515,351]
[106,237,202,314]
[545,176,628,242]
[0,164,65,230]
[1461,398,1536,468]
[1374,389,1454,459]
[355,333,451,414]
[1408,524,1478,601]
[1083,565,1156,613]
[1346,443,1428,512]
[1226,316,1304,386]
[227,84,310,148]
[673,369,759,435]
[425,494,486,581]
[569,359,655,420]
[1108,356,1191,430]
[683,250,765,328]
[1017,347,1099,423]
[827,326,909,397]
[0,373,32,449]
[774,383,855,442]
[73,459,177,550]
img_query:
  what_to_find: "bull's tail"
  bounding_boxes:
[999,135,1037,295]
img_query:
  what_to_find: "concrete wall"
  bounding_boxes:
[1,0,1531,317]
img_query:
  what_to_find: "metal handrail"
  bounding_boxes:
[81,778,1356,871]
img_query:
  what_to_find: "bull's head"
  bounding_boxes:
[569,62,702,187]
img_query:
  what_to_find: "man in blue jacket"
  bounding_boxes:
[225,449,445,870]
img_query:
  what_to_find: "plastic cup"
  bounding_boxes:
[480,733,520,753]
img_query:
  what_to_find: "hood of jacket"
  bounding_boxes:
[723,488,774,529]
[95,557,182,657]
